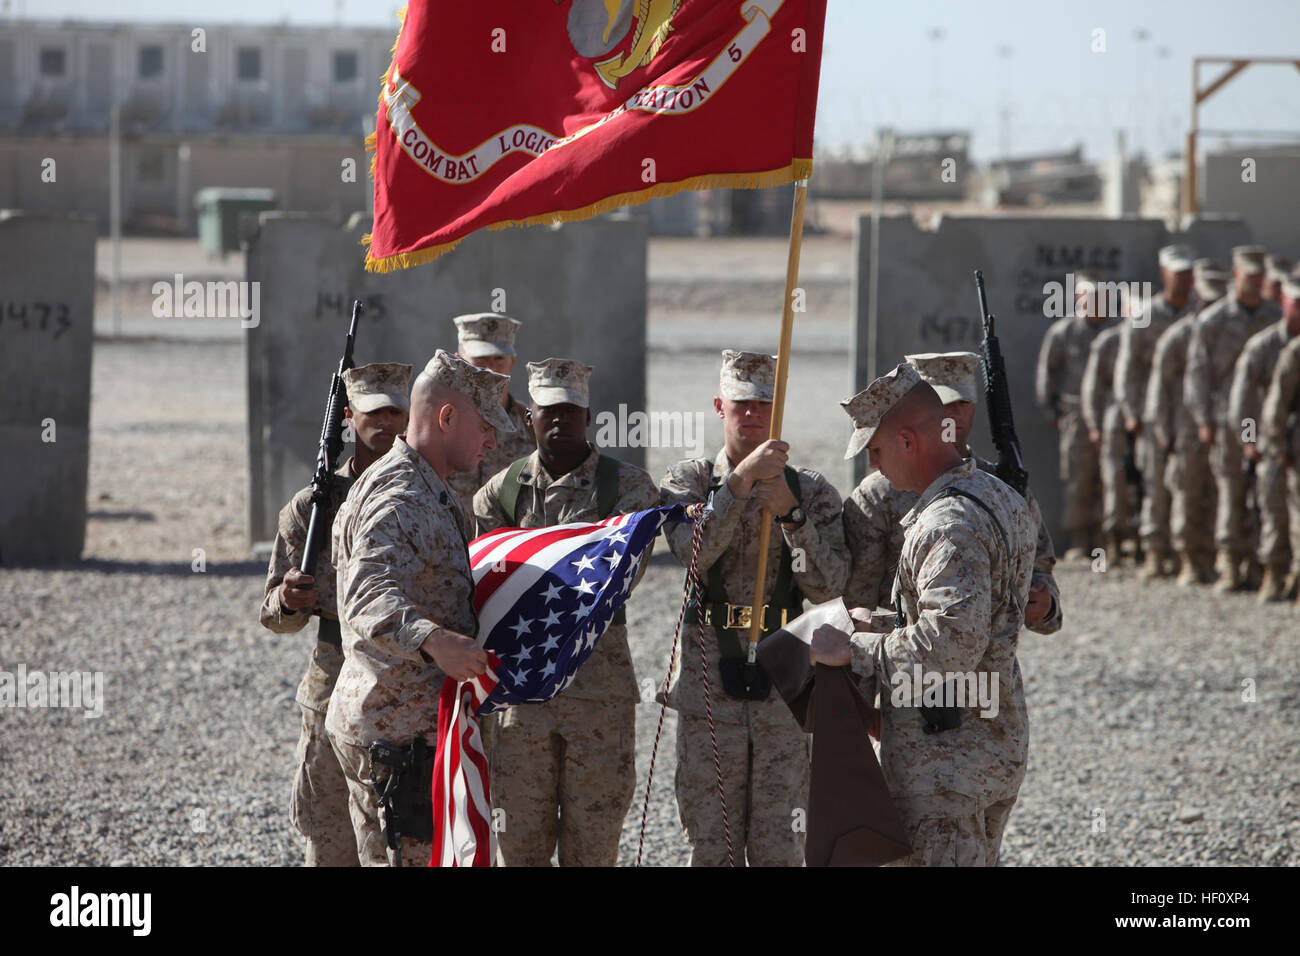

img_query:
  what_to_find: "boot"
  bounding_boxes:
[1106,532,1126,567]
[1176,552,1199,586]
[1244,558,1264,591]
[1140,550,1165,581]
[1258,565,1288,603]
[1195,551,1218,584]
[1286,570,1300,602]
[1214,550,1242,593]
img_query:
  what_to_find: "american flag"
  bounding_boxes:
[430,503,697,867]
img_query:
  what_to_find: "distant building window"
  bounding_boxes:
[139,45,164,79]
[333,51,358,83]
[40,48,66,77]
[237,47,262,81]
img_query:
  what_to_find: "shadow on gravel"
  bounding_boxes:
[2,558,266,577]
[87,510,157,522]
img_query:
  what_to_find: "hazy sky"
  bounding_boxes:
[12,0,1300,160]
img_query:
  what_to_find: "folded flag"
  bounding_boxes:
[366,0,828,271]
[431,503,696,866]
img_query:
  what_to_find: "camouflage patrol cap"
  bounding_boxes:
[1266,255,1293,281]
[1158,244,1195,272]
[527,358,593,409]
[1194,258,1228,301]
[840,363,923,460]
[422,349,516,434]
[1231,245,1267,275]
[719,350,777,402]
[343,362,413,413]
[454,313,522,358]
[904,351,980,405]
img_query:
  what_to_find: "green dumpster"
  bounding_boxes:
[194,187,277,256]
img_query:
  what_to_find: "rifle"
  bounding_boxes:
[973,270,1029,496]
[299,300,362,582]
[1123,428,1145,515]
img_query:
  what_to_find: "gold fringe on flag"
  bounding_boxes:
[362,158,813,273]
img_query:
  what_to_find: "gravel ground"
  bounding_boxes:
[1,333,1296,866]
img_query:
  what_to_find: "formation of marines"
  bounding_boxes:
[261,239,1300,868]
[1038,243,1300,601]
[259,242,1299,867]
[258,305,1067,868]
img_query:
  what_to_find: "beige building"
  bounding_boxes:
[0,18,396,230]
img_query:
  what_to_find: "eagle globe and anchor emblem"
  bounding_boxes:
[559,0,683,88]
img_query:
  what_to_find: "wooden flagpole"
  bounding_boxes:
[744,179,808,662]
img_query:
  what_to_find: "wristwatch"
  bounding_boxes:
[778,505,805,526]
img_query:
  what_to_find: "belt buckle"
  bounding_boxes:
[726,604,753,630]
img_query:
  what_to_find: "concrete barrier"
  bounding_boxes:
[245,213,648,544]
[851,213,1251,551]
[0,211,96,564]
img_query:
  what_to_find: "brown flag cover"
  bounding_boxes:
[757,599,911,866]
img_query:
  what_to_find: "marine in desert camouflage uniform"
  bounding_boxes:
[259,362,411,866]
[1036,273,1117,555]
[325,350,514,866]
[1252,278,1300,602]
[1115,245,1197,578]
[842,351,1060,634]
[1184,246,1283,591]
[473,358,660,866]
[1081,321,1136,562]
[821,363,1036,867]
[445,313,536,519]
[1145,260,1226,585]
[659,350,848,867]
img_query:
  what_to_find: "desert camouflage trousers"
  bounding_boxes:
[1058,406,1103,538]
[491,696,636,867]
[1167,435,1216,556]
[1257,456,1297,570]
[1137,431,1172,554]
[327,733,432,867]
[886,790,1019,867]
[290,706,360,867]
[675,700,809,867]
[1210,430,1251,556]
[1099,405,1136,537]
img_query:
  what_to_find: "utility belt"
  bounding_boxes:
[366,738,434,864]
[696,602,792,633]
[317,616,342,647]
[697,595,802,701]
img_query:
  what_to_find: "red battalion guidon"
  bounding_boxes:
[364,0,828,272]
